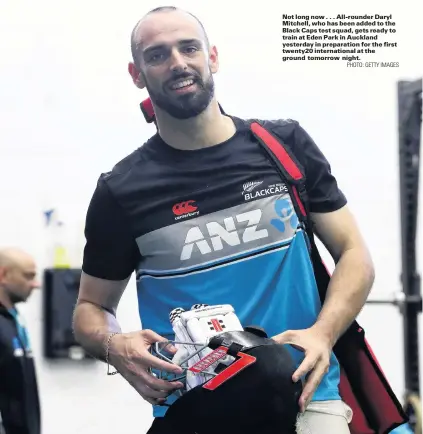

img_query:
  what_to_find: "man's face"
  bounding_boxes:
[0,259,39,304]
[130,11,218,119]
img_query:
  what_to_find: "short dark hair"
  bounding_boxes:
[130,6,209,65]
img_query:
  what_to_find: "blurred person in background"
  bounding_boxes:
[0,247,41,434]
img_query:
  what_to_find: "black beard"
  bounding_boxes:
[146,72,215,120]
[9,292,26,304]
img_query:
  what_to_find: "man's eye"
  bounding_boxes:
[183,46,198,54]
[149,53,165,62]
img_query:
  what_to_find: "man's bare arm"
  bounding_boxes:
[273,204,375,411]
[72,272,130,361]
[311,205,375,345]
[73,271,184,403]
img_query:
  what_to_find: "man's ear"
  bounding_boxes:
[128,62,146,89]
[209,45,219,74]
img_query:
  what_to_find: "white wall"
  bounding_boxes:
[0,0,422,432]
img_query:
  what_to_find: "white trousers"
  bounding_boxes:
[295,400,353,434]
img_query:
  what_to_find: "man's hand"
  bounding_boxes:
[272,326,333,413]
[108,329,185,405]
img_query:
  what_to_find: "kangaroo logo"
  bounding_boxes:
[270,199,298,233]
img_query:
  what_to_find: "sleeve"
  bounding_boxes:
[82,176,141,280]
[292,123,347,213]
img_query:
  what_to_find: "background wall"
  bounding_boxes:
[0,0,422,432]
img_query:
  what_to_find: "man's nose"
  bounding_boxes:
[169,49,188,73]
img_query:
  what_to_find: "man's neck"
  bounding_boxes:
[154,100,236,151]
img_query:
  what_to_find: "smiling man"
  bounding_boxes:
[72,6,406,434]
[129,7,215,121]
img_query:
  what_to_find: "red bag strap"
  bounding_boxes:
[140,98,156,124]
[249,121,308,220]
[250,122,304,182]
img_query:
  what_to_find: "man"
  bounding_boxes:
[73,6,377,433]
[0,247,41,434]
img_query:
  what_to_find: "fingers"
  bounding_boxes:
[273,328,332,413]
[139,383,170,400]
[142,329,179,358]
[292,352,318,382]
[144,396,163,406]
[272,329,293,344]
[143,329,174,346]
[142,350,184,374]
[298,358,329,413]
[136,382,170,400]
[273,330,305,352]
[139,369,184,393]
[144,396,168,406]
[126,370,183,400]
[113,330,186,403]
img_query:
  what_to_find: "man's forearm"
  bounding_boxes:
[313,247,375,346]
[73,301,122,361]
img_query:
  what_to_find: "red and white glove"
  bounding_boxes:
[169,304,244,390]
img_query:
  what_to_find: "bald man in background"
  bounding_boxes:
[0,248,41,434]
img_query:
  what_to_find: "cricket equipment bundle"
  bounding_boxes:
[152,311,302,433]
[167,303,244,390]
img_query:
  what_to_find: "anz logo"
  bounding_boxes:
[180,209,268,261]
[179,199,299,261]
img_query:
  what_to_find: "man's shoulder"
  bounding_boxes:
[235,115,310,173]
[98,135,158,184]
[251,117,299,129]
[235,115,301,141]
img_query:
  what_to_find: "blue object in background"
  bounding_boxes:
[390,423,414,433]
[44,208,55,226]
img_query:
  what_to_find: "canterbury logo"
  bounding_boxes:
[173,200,198,216]
[243,181,263,193]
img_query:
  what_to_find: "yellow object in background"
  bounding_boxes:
[53,245,70,268]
